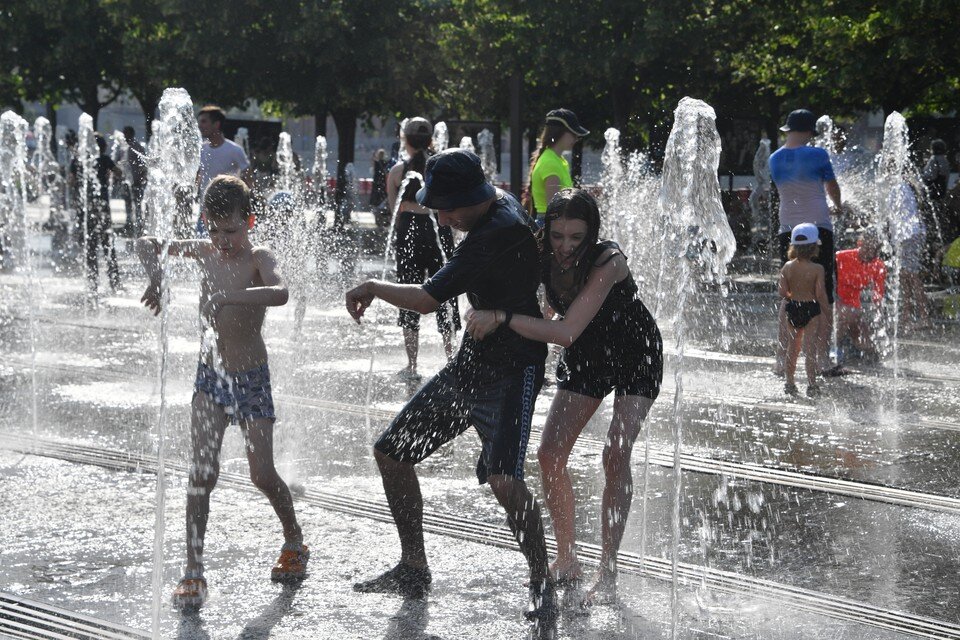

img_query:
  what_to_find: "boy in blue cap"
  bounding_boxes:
[345,149,557,621]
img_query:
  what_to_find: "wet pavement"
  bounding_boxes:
[2,223,960,638]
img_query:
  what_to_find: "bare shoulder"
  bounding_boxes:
[388,162,404,181]
[251,245,278,263]
[588,248,629,284]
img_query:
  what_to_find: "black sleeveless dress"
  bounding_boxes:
[395,155,460,333]
[545,241,662,400]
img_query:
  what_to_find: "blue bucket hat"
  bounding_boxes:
[416,148,496,210]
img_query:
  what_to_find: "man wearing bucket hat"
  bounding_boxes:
[770,108,843,376]
[345,148,557,621]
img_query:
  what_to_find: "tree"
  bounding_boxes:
[730,0,960,118]
[255,0,444,226]
[102,0,185,136]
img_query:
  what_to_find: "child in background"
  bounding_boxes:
[137,175,307,608]
[779,223,831,397]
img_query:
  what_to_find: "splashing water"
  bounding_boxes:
[598,127,661,300]
[146,87,201,639]
[271,132,310,333]
[432,121,449,152]
[77,114,96,288]
[459,136,475,154]
[658,97,735,639]
[874,112,921,401]
[234,127,249,158]
[749,135,773,254]
[815,115,838,157]
[362,172,421,430]
[277,133,296,193]
[32,117,56,201]
[1,111,38,435]
[477,129,497,182]
[313,135,328,215]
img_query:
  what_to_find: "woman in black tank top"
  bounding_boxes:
[464,189,662,604]
[387,118,460,381]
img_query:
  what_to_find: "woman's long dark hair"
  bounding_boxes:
[401,132,433,201]
[522,123,568,212]
[540,188,601,291]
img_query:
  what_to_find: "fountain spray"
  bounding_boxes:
[1,111,37,435]
[432,121,449,152]
[145,87,201,639]
[659,97,735,638]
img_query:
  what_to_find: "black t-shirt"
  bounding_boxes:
[423,189,546,368]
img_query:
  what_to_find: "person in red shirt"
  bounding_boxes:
[835,230,886,364]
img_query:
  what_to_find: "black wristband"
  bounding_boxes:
[503,310,513,327]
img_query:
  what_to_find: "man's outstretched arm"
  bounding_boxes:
[345,280,440,323]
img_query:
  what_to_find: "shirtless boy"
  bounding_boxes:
[137,175,307,608]
[778,223,831,397]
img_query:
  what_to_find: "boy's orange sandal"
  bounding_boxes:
[172,576,208,608]
[271,543,310,582]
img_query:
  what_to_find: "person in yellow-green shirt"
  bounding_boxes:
[526,109,589,226]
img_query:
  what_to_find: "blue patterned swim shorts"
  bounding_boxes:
[194,360,276,424]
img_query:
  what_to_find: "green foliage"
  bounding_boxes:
[1,0,959,145]
[731,0,960,117]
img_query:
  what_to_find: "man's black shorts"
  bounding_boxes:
[375,361,544,484]
[779,226,836,304]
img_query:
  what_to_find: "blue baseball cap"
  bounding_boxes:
[416,148,496,210]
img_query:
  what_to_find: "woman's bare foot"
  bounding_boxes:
[549,557,583,586]
[581,569,617,607]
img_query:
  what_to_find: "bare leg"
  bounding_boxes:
[537,390,602,581]
[403,328,419,374]
[816,303,833,370]
[243,419,302,544]
[785,324,803,389]
[487,474,550,586]
[585,394,655,604]
[374,449,427,568]
[774,299,788,374]
[803,316,820,387]
[185,392,229,577]
[902,272,930,329]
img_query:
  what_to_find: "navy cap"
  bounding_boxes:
[416,148,496,210]
[546,108,589,137]
[780,109,817,133]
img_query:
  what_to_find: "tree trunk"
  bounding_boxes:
[314,109,327,138]
[331,108,357,229]
[137,90,161,140]
[46,104,57,155]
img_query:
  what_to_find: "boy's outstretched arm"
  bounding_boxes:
[135,237,207,315]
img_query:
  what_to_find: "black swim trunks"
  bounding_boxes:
[374,361,544,484]
[785,300,821,329]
